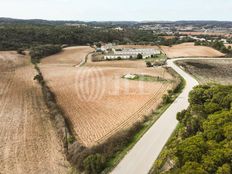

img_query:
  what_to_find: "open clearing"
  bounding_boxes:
[161,43,225,58]
[0,52,69,174]
[40,46,177,147]
[176,59,232,84]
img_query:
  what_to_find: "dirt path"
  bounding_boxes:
[0,52,69,174]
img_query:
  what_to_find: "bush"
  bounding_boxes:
[68,120,145,173]
[17,48,25,55]
[83,154,106,174]
[146,61,153,67]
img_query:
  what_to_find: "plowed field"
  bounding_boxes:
[40,46,177,147]
[0,52,69,174]
[161,43,224,58]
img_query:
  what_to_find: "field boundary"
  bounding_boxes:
[33,64,78,155]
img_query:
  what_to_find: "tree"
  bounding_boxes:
[146,61,153,67]
[180,162,208,174]
[137,53,143,59]
[216,164,231,174]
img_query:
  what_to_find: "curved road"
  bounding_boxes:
[111,58,199,174]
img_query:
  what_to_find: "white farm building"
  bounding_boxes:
[104,48,161,60]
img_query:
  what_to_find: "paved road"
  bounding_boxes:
[111,58,199,174]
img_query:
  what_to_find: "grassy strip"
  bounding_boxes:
[145,54,167,63]
[122,74,170,83]
[33,64,75,154]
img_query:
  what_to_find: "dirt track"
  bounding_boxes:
[161,43,225,58]
[0,52,69,174]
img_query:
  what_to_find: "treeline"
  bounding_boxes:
[0,24,152,50]
[30,44,62,63]
[0,24,196,51]
[153,84,232,174]
[195,40,232,55]
[159,36,195,46]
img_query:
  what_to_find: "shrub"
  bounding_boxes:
[146,61,153,67]
[83,154,106,174]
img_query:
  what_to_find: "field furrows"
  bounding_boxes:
[0,54,69,174]
[96,83,171,143]
[41,64,174,147]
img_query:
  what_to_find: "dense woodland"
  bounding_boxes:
[0,24,195,51]
[154,84,232,174]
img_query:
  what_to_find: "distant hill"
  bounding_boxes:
[1,17,232,28]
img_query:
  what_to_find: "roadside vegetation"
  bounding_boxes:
[151,84,232,174]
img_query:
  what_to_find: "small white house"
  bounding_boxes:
[124,74,137,80]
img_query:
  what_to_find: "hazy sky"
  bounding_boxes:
[0,0,231,21]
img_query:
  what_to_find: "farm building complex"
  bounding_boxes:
[104,48,161,60]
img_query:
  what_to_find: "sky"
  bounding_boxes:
[0,0,231,21]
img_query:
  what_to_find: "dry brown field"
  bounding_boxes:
[179,31,232,37]
[41,46,94,66]
[225,44,232,48]
[40,46,177,147]
[160,36,176,39]
[161,43,225,58]
[176,59,232,84]
[0,52,69,174]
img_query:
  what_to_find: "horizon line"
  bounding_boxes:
[1,17,232,23]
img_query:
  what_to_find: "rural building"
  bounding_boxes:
[104,48,161,60]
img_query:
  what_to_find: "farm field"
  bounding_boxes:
[161,43,225,58]
[179,31,232,37]
[41,46,94,66]
[176,59,232,84]
[40,46,177,147]
[0,52,69,174]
